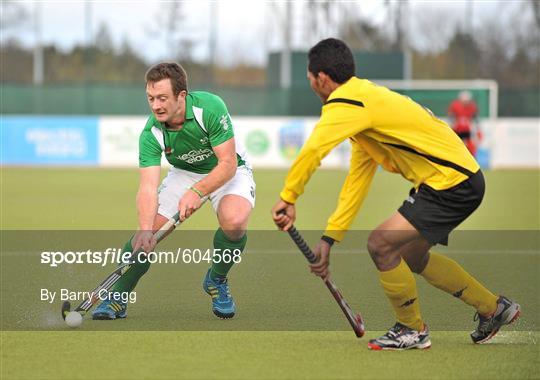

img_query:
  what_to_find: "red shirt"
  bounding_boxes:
[448,100,478,133]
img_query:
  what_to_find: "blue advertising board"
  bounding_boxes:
[278,120,304,161]
[1,116,98,165]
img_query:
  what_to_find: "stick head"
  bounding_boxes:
[61,301,71,320]
[354,314,366,338]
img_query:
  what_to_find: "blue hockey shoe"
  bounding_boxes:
[92,293,127,320]
[203,269,236,319]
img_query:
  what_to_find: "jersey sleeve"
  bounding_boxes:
[204,96,235,147]
[139,130,163,167]
[279,102,371,204]
[324,142,378,242]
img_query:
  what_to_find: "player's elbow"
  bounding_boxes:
[227,164,237,181]
[219,158,237,181]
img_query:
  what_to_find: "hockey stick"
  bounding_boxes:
[61,211,181,319]
[286,226,365,338]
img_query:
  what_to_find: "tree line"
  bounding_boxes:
[1,1,538,90]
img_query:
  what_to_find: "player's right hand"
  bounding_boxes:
[178,189,203,222]
[310,239,331,281]
[271,200,296,231]
[132,230,157,253]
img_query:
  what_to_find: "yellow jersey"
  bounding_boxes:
[279,77,480,242]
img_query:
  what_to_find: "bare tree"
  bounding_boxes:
[303,1,342,47]
[532,0,540,30]
[146,3,194,62]
[338,3,392,51]
[95,23,114,53]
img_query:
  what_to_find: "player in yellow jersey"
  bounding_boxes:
[271,38,520,350]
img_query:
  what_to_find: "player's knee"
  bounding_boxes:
[219,215,248,240]
[367,231,391,257]
[220,214,247,230]
[367,232,398,270]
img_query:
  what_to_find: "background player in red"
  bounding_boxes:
[448,90,482,156]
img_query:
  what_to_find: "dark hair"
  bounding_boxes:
[145,62,188,96]
[308,38,355,84]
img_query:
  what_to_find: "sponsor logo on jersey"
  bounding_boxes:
[199,136,209,145]
[176,148,214,164]
[219,115,230,131]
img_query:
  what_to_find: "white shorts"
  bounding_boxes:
[157,165,256,219]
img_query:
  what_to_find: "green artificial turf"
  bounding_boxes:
[1,168,539,379]
[2,331,538,380]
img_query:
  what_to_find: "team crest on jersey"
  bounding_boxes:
[219,115,229,131]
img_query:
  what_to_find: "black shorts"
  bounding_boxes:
[398,170,485,246]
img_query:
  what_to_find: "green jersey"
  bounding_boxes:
[139,91,248,173]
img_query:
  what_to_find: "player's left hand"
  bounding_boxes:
[310,239,332,281]
[178,189,203,221]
